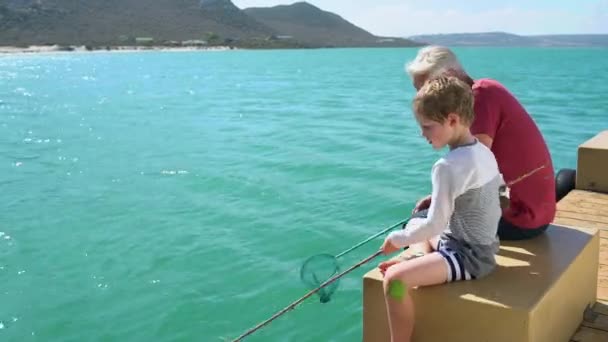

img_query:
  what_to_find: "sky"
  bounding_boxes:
[232,0,608,37]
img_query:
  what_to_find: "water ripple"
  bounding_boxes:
[0,47,605,342]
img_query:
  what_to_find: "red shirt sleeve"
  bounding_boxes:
[471,83,500,139]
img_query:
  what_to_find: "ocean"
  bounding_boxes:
[1,47,607,341]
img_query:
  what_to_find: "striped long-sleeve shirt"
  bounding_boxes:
[388,140,502,278]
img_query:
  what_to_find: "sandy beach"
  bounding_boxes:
[0,45,234,55]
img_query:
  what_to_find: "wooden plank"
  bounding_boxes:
[554,211,608,229]
[558,200,608,213]
[571,326,608,342]
[599,266,608,301]
[594,300,608,316]
[555,212,608,226]
[601,241,608,265]
[553,217,608,238]
[601,238,608,251]
[599,289,608,302]
[558,192,608,206]
[566,190,608,202]
[565,197,608,206]
[582,311,608,332]
[560,191,608,341]
[556,205,608,221]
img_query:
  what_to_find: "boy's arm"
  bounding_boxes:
[387,161,456,247]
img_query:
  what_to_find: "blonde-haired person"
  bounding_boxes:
[405,45,556,241]
[378,76,502,342]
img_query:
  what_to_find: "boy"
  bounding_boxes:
[378,76,502,342]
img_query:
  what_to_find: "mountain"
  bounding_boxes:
[244,2,418,47]
[408,32,608,47]
[530,34,608,47]
[0,0,421,48]
[0,0,277,46]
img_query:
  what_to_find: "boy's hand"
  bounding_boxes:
[412,194,432,214]
[378,260,400,276]
[381,238,400,255]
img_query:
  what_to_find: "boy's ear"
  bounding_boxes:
[447,112,459,126]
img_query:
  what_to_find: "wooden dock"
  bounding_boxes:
[556,190,608,341]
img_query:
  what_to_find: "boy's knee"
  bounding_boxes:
[383,273,408,301]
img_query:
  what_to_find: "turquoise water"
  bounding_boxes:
[0,47,606,341]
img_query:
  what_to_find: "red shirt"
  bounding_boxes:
[471,79,556,228]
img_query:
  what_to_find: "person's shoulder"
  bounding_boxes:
[432,157,454,175]
[473,78,513,100]
[431,157,460,185]
[439,149,472,172]
[473,78,504,89]
[471,141,500,172]
[447,142,495,168]
[432,156,449,168]
[473,139,494,155]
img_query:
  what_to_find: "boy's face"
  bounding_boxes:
[414,112,456,150]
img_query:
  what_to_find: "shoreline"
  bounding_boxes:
[0,45,235,55]
[0,44,424,55]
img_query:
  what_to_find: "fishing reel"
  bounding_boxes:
[499,184,510,210]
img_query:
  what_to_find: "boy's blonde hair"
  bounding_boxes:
[413,76,475,125]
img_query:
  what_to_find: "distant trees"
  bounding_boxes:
[204,32,222,45]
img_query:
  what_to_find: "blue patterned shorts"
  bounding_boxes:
[436,239,475,282]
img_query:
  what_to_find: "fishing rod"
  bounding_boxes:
[230,250,383,342]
